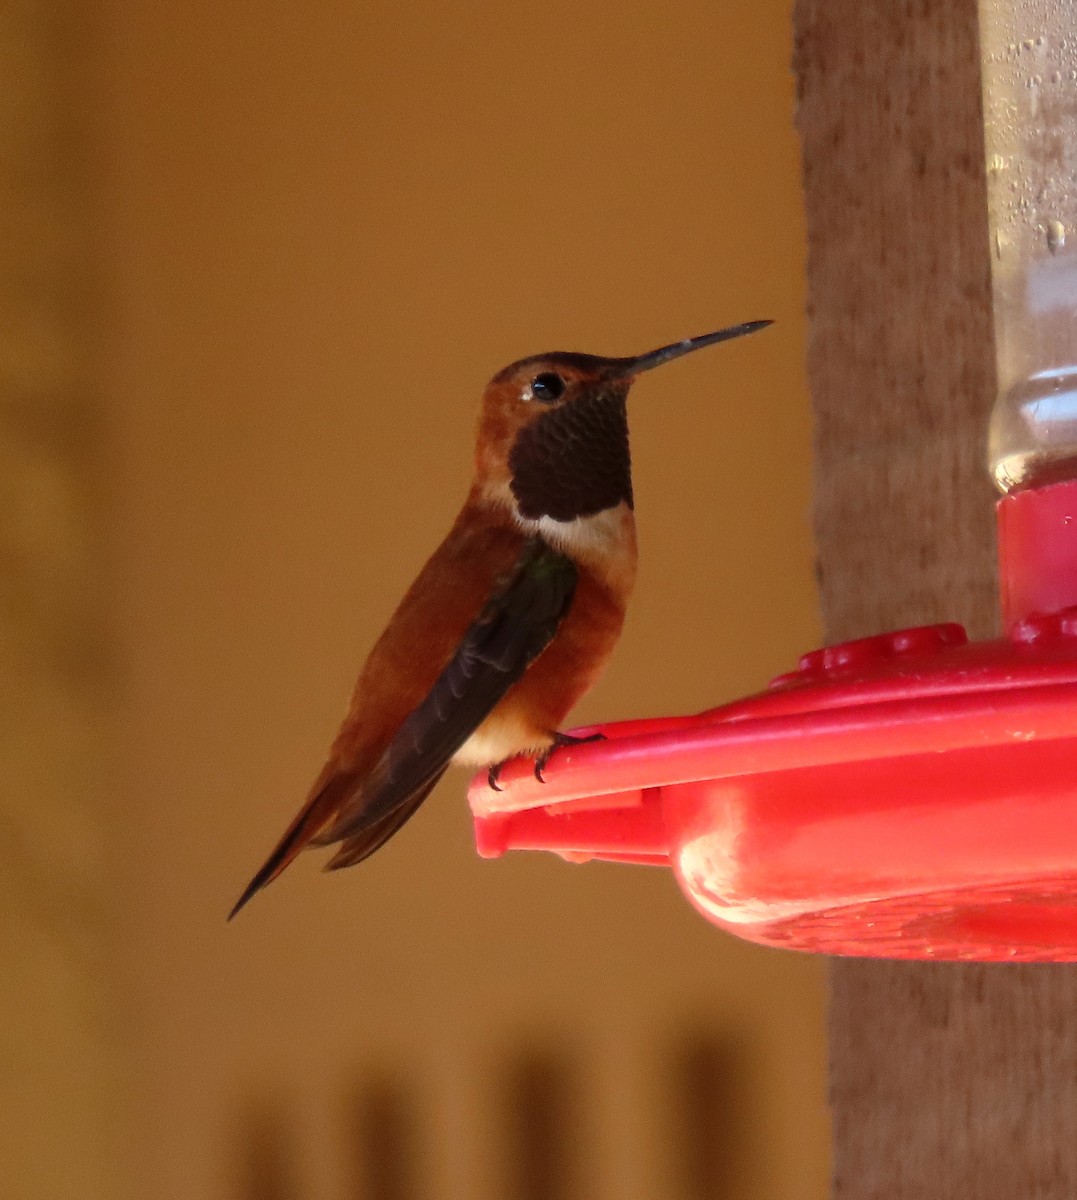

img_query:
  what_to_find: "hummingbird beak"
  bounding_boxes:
[611,320,773,380]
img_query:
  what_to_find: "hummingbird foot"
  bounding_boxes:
[533,730,606,783]
[487,762,505,792]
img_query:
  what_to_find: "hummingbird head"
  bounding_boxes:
[474,321,772,524]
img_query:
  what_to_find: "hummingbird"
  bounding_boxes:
[229,321,771,918]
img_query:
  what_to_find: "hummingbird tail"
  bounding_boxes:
[227,764,353,920]
[322,767,448,872]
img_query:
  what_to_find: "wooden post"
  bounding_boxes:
[794,2,1077,1195]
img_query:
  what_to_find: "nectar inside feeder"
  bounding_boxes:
[469,3,1077,962]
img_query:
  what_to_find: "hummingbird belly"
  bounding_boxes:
[452,711,551,766]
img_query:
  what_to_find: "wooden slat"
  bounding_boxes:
[0,3,120,1198]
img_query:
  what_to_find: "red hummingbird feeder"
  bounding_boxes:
[468,7,1077,962]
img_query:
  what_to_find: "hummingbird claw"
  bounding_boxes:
[533,729,606,784]
[487,762,505,792]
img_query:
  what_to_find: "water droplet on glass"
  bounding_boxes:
[1047,218,1066,253]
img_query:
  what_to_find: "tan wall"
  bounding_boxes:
[88,0,824,1196]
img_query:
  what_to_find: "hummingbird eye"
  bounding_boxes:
[529,372,566,403]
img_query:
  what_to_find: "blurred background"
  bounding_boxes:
[6,0,826,1196]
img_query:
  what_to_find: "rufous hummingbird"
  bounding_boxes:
[229,321,771,918]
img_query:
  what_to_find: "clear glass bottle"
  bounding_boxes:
[981,1,1077,493]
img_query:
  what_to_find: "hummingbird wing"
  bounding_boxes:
[319,536,577,863]
[228,534,576,917]
[315,767,449,872]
